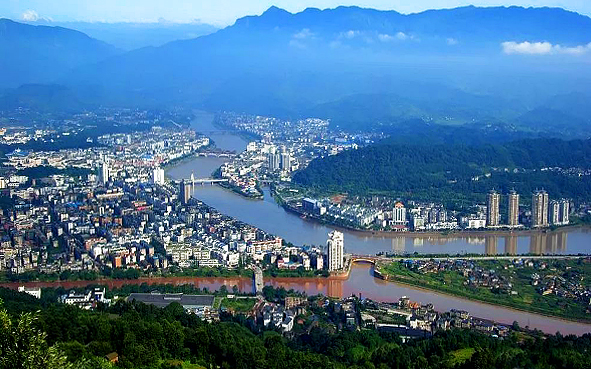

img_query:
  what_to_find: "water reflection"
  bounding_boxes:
[485,236,497,255]
[505,235,518,255]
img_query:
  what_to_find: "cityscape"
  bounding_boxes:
[1,1,591,368]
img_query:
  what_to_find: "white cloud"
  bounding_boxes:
[21,10,40,22]
[292,28,313,40]
[340,30,359,39]
[395,31,408,40]
[378,34,394,42]
[446,38,458,46]
[502,41,591,55]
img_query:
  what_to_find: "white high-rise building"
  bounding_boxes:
[560,199,570,225]
[532,190,549,228]
[327,230,344,272]
[393,202,407,225]
[152,168,165,185]
[267,147,280,171]
[486,190,500,227]
[99,162,109,186]
[507,190,520,227]
[550,200,561,225]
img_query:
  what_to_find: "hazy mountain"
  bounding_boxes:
[0,19,120,88]
[27,20,218,50]
[5,6,591,135]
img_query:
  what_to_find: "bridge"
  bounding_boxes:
[195,152,236,158]
[178,173,229,186]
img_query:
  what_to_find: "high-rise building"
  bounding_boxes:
[99,162,109,186]
[152,167,165,185]
[280,151,292,172]
[550,200,561,225]
[267,147,280,171]
[180,180,191,205]
[486,190,500,227]
[531,190,549,228]
[507,190,520,227]
[393,202,407,225]
[560,199,570,225]
[327,230,344,271]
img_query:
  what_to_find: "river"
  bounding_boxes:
[168,111,591,335]
[4,262,590,335]
[168,111,591,257]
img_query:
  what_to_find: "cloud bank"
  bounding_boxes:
[21,10,40,22]
[502,41,591,55]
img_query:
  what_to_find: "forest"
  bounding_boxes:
[293,138,591,206]
[1,286,591,369]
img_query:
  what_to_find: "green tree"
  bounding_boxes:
[0,300,72,369]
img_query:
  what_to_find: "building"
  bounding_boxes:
[267,147,280,171]
[550,200,561,225]
[152,167,165,185]
[393,202,407,225]
[99,162,109,186]
[486,190,500,227]
[18,286,41,299]
[280,148,292,172]
[507,190,520,227]
[560,199,570,225]
[179,180,191,205]
[128,293,215,317]
[532,190,549,228]
[327,230,344,271]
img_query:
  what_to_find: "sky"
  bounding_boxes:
[2,0,590,26]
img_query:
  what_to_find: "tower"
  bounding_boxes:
[152,167,165,185]
[99,162,109,186]
[180,180,191,205]
[507,190,520,227]
[327,230,344,272]
[532,190,549,228]
[486,190,500,227]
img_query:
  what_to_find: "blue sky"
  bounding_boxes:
[2,0,590,25]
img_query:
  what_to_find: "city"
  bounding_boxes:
[1,1,591,368]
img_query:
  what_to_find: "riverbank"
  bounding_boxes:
[282,201,588,240]
[375,261,591,324]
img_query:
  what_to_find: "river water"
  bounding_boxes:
[4,262,590,335]
[167,111,591,335]
[168,111,591,257]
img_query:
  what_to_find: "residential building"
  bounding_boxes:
[180,180,191,205]
[99,162,109,185]
[507,190,520,227]
[327,230,344,271]
[486,190,500,227]
[152,167,165,185]
[532,190,549,228]
[560,199,570,225]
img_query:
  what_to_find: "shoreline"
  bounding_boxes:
[5,268,591,327]
[282,202,589,239]
[375,269,591,325]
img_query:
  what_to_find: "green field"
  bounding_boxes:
[221,297,257,313]
[377,258,591,323]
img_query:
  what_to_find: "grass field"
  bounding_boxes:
[221,297,257,313]
[377,259,591,323]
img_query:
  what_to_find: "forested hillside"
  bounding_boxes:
[293,138,591,205]
[1,287,591,369]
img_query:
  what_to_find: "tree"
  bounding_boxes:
[0,300,72,369]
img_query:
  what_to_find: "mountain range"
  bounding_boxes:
[1,6,591,136]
